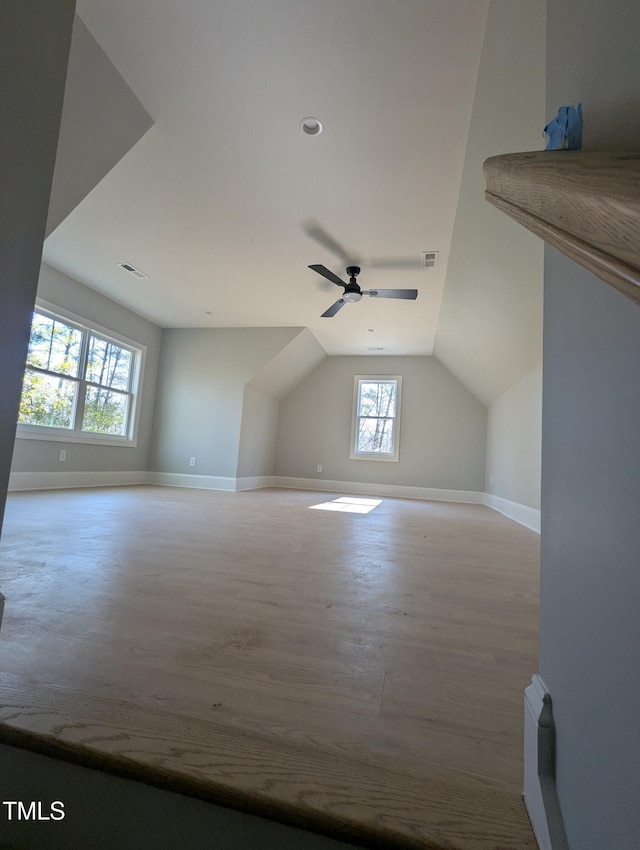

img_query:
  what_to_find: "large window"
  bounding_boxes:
[350,376,402,461]
[17,304,144,444]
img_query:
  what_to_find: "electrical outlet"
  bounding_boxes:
[189,456,196,467]
[316,464,322,473]
[59,450,66,462]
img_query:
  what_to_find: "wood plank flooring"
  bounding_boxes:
[0,486,540,848]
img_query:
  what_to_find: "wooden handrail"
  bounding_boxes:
[483,151,640,306]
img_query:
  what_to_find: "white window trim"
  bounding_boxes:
[350,375,402,462]
[15,298,146,448]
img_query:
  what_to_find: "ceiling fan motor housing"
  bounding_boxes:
[343,266,362,301]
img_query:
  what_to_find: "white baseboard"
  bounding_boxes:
[272,476,484,504]
[6,473,543,536]
[484,493,541,533]
[235,475,275,491]
[148,473,275,492]
[524,675,569,850]
[8,470,149,492]
[147,472,237,491]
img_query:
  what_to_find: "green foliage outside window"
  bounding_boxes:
[18,309,136,438]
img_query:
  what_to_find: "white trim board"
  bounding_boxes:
[524,675,569,850]
[484,493,541,533]
[7,470,149,492]
[272,476,484,504]
[147,473,276,492]
[7,471,276,494]
[146,472,238,491]
[235,476,275,491]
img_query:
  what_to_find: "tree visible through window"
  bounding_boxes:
[351,376,402,461]
[18,307,141,440]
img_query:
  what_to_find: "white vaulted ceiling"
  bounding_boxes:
[43,0,490,356]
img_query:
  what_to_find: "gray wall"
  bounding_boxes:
[239,327,327,479]
[237,386,279,479]
[485,367,542,509]
[434,0,545,406]
[0,1,76,530]
[540,0,640,847]
[10,264,162,475]
[150,327,300,477]
[274,356,487,491]
[434,0,545,515]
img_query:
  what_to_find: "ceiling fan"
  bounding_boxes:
[309,264,418,317]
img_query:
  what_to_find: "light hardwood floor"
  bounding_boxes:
[0,486,539,848]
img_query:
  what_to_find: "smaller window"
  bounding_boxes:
[350,376,402,462]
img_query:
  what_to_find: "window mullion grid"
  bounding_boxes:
[74,329,92,432]
[88,332,135,434]
[24,364,79,383]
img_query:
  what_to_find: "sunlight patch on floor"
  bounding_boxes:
[309,496,382,514]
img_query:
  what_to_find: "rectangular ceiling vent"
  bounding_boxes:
[422,251,439,269]
[367,346,385,351]
[118,262,149,279]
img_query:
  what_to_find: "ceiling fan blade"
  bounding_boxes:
[363,289,419,300]
[321,299,347,318]
[309,264,348,288]
[303,221,357,263]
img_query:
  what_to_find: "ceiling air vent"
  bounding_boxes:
[422,251,439,269]
[118,262,149,279]
[367,346,385,351]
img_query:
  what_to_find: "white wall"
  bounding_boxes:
[10,264,162,476]
[0,1,75,528]
[150,327,301,477]
[540,1,640,847]
[274,355,487,492]
[486,366,541,510]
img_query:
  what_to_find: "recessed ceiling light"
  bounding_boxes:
[118,262,149,279]
[301,116,323,136]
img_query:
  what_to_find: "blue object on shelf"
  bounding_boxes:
[543,104,583,150]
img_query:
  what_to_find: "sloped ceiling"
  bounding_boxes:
[41,0,547,405]
[434,0,547,406]
[46,15,153,237]
[248,328,327,401]
[42,0,489,357]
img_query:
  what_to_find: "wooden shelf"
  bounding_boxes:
[483,151,640,305]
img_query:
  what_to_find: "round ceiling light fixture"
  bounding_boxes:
[301,116,323,136]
